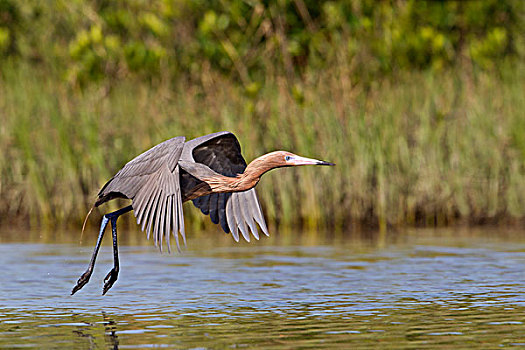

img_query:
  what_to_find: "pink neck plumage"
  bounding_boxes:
[204,152,284,193]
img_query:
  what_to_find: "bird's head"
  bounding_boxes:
[269,151,335,167]
[239,151,335,189]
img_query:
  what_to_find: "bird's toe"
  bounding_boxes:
[71,270,92,295]
[102,268,119,295]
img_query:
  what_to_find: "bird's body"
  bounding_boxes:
[72,131,333,295]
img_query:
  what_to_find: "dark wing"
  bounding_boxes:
[180,131,269,241]
[96,136,186,252]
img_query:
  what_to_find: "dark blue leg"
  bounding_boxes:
[71,215,109,295]
[71,205,132,295]
[102,216,120,295]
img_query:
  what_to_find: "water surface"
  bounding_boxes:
[0,228,524,348]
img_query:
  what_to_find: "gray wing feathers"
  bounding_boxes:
[99,136,187,252]
[240,194,259,240]
[146,190,161,239]
[232,193,250,242]
[99,137,185,198]
[225,198,239,242]
[133,165,186,252]
[165,195,172,252]
[156,191,166,250]
[224,189,269,242]
[101,137,185,198]
[249,189,269,237]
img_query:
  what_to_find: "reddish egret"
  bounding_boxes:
[72,131,334,295]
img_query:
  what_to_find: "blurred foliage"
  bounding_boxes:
[0,0,523,85]
[1,61,524,231]
[0,1,524,231]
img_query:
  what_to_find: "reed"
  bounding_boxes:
[1,61,524,232]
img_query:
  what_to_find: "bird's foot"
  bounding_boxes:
[102,267,119,295]
[71,269,92,295]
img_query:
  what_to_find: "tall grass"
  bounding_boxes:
[1,61,524,233]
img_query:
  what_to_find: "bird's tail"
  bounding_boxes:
[80,205,95,244]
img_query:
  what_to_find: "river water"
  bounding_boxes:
[0,228,523,348]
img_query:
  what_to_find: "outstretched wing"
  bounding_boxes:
[181,131,269,241]
[96,136,186,252]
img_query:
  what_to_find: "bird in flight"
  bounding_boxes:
[72,131,334,295]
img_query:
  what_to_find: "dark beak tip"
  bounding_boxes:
[318,161,335,166]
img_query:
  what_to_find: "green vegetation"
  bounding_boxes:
[0,1,524,231]
[2,1,523,85]
[2,61,524,231]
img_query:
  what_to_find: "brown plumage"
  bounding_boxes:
[72,131,334,295]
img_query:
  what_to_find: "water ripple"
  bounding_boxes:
[0,230,524,348]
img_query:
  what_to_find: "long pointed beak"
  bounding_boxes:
[289,155,335,166]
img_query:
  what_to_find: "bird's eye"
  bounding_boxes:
[285,155,292,161]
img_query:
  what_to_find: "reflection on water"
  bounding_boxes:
[0,229,524,348]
